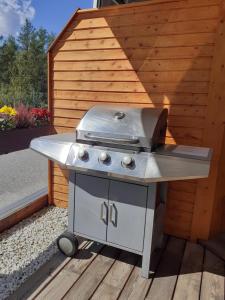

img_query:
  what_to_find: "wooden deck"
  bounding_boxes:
[10,236,225,300]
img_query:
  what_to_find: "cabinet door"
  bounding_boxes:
[107,180,147,252]
[74,174,109,241]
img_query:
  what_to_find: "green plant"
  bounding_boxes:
[0,113,16,131]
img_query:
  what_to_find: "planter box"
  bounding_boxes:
[0,126,53,155]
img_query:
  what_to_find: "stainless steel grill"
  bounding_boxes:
[30,105,212,278]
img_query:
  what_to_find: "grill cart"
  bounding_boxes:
[30,105,212,278]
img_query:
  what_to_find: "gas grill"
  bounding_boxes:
[30,105,212,278]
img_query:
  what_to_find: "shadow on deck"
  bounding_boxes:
[9,236,225,300]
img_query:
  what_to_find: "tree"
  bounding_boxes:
[0,36,17,85]
[0,19,55,107]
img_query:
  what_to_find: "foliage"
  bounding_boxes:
[0,104,50,131]
[0,114,16,131]
[31,108,50,127]
[0,20,55,107]
[14,104,35,128]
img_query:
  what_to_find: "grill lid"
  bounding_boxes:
[76,106,168,151]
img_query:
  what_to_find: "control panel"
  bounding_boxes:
[66,144,148,181]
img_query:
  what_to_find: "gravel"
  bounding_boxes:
[0,206,68,300]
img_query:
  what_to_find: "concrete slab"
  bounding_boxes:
[0,149,48,219]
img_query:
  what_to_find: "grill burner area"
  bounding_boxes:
[30,105,212,278]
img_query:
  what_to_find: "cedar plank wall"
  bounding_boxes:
[49,0,224,240]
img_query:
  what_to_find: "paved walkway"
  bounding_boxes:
[0,149,48,219]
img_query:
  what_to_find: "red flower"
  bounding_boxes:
[31,108,50,120]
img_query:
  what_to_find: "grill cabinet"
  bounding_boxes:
[30,105,212,278]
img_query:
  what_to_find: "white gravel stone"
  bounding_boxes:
[0,206,68,299]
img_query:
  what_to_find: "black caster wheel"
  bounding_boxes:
[57,231,79,257]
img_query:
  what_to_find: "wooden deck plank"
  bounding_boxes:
[145,237,186,300]
[173,242,204,300]
[118,239,167,300]
[10,236,225,300]
[200,249,225,300]
[91,251,137,300]
[35,242,104,300]
[63,246,120,299]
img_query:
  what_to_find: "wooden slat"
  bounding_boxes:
[168,189,196,204]
[53,184,68,194]
[74,6,220,29]
[52,175,68,186]
[53,91,208,106]
[200,250,225,300]
[67,20,217,40]
[53,199,68,208]
[167,116,205,129]
[173,242,204,300]
[169,181,197,193]
[53,167,69,178]
[54,127,73,134]
[91,251,137,300]
[53,57,212,72]
[63,246,120,299]
[35,242,104,300]
[164,219,191,239]
[53,192,68,202]
[58,33,216,51]
[164,224,190,239]
[167,127,203,140]
[77,0,221,19]
[165,208,193,224]
[53,81,209,94]
[166,198,194,213]
[53,46,214,61]
[53,70,210,82]
[146,237,186,299]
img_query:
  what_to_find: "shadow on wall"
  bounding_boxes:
[55,4,215,239]
[49,1,223,239]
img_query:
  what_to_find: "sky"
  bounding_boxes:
[0,0,93,37]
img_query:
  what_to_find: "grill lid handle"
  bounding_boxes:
[84,133,139,144]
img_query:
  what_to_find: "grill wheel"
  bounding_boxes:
[57,231,79,257]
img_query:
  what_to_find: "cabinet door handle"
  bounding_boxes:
[100,202,108,223]
[109,203,117,226]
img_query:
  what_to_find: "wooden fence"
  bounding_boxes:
[48,0,225,240]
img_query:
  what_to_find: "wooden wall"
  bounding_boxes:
[48,0,225,240]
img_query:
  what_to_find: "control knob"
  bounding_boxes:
[99,152,110,163]
[78,148,88,160]
[122,156,134,167]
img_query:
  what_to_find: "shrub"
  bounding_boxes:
[0,113,16,131]
[31,108,50,127]
[14,104,35,128]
